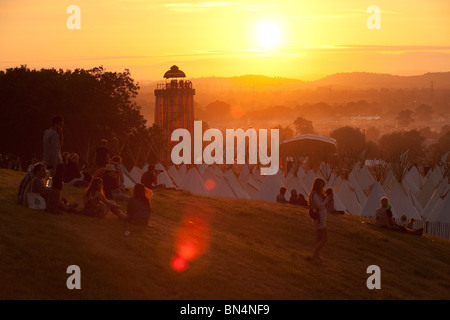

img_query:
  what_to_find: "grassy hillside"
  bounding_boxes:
[1,168,450,300]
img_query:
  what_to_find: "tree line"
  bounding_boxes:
[0,66,164,170]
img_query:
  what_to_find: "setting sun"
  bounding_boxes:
[256,22,282,48]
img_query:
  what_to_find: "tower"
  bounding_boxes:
[154,65,195,140]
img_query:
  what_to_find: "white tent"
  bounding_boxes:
[120,164,137,188]
[353,165,375,193]
[224,169,250,199]
[196,163,208,176]
[210,177,237,199]
[383,169,395,193]
[167,165,182,188]
[416,169,441,208]
[180,167,209,196]
[388,181,422,221]
[421,180,449,220]
[238,164,251,183]
[403,168,421,196]
[330,192,348,213]
[297,166,306,180]
[155,162,165,172]
[303,169,316,191]
[252,167,265,184]
[348,172,368,205]
[201,166,222,195]
[426,191,450,223]
[331,175,343,188]
[360,181,389,218]
[156,169,177,189]
[177,164,187,180]
[284,176,309,198]
[336,180,362,215]
[255,173,285,202]
[241,174,261,200]
[130,166,143,185]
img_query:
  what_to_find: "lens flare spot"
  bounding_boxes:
[178,241,198,261]
[171,256,187,272]
[171,208,211,272]
[205,179,216,190]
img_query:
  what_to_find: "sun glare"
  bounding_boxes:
[256,22,282,47]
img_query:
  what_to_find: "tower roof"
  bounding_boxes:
[164,65,186,79]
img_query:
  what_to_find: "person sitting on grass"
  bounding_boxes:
[110,156,128,193]
[83,177,127,220]
[17,162,37,204]
[94,163,130,201]
[63,153,87,187]
[127,183,153,226]
[375,197,423,236]
[276,187,288,203]
[289,189,308,206]
[325,188,345,215]
[141,164,162,190]
[22,162,50,208]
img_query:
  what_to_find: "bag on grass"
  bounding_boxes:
[27,193,46,210]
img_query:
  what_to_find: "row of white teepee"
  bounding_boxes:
[122,160,449,228]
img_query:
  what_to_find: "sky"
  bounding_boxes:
[0,0,449,81]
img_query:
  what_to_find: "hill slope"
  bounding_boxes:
[1,169,450,300]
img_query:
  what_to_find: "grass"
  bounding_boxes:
[1,168,450,300]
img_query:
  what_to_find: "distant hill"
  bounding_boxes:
[138,71,450,92]
[309,72,450,89]
[135,71,450,124]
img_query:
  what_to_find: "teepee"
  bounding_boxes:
[426,191,450,223]
[388,181,422,222]
[223,169,250,199]
[209,177,237,199]
[180,167,209,196]
[335,180,362,215]
[360,181,389,218]
[156,167,177,189]
[167,165,182,188]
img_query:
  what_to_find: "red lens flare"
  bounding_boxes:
[205,179,216,191]
[171,206,211,272]
[171,256,187,272]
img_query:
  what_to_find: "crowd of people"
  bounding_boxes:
[13,115,426,260]
[16,115,154,227]
[276,177,424,263]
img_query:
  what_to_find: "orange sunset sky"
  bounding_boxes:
[1,0,449,81]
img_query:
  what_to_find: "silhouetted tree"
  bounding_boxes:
[379,130,426,163]
[0,66,146,168]
[274,124,294,142]
[365,126,381,143]
[330,126,367,157]
[293,116,314,135]
[396,109,414,127]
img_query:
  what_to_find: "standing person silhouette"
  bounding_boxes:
[43,115,65,214]
[94,139,110,170]
[308,178,332,262]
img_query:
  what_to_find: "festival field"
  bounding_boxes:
[1,168,450,300]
